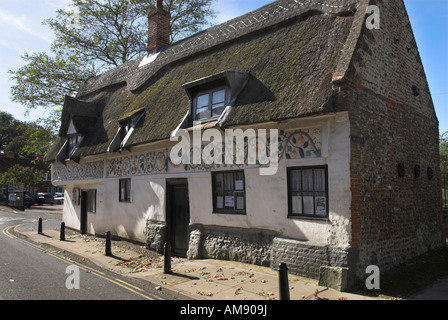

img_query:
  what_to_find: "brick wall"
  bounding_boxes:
[147,7,171,54]
[339,0,444,279]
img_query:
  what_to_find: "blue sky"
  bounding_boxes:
[0,0,447,134]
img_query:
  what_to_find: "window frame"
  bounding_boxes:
[193,86,228,122]
[287,165,329,220]
[212,170,246,215]
[119,178,132,203]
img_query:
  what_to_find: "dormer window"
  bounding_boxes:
[194,87,228,121]
[56,117,84,162]
[181,70,249,128]
[108,108,145,152]
[67,134,82,159]
[56,96,101,162]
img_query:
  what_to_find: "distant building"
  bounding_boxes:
[0,152,60,195]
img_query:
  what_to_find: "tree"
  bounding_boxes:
[0,111,29,150]
[9,0,216,120]
[8,51,93,115]
[440,131,448,176]
[0,165,45,191]
[5,123,55,160]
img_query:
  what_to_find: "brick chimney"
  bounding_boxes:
[147,0,171,55]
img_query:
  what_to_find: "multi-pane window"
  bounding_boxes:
[67,134,82,159]
[212,171,246,214]
[287,166,328,218]
[194,87,227,121]
[119,179,131,202]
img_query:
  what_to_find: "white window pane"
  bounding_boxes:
[216,196,223,209]
[290,170,301,192]
[212,90,225,104]
[224,173,234,190]
[215,173,223,192]
[236,195,245,210]
[302,169,313,192]
[292,195,302,214]
[314,169,325,192]
[197,94,209,108]
[303,195,314,215]
[196,107,211,120]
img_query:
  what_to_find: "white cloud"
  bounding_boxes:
[0,8,53,44]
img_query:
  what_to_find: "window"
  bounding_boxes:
[212,171,246,214]
[287,166,328,219]
[66,134,82,159]
[87,189,96,213]
[194,87,227,121]
[119,179,131,202]
[120,121,132,141]
[108,109,145,153]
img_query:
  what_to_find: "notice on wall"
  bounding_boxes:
[315,196,327,216]
[225,196,234,208]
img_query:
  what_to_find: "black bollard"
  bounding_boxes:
[105,231,112,256]
[60,222,65,241]
[163,242,172,274]
[38,218,43,235]
[278,262,290,300]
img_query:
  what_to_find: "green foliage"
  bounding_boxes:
[5,123,55,160]
[0,165,45,188]
[9,0,216,118]
[0,111,26,150]
[8,51,92,112]
[440,131,448,176]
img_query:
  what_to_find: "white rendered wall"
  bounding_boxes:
[55,113,351,247]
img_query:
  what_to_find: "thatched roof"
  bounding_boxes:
[47,0,363,162]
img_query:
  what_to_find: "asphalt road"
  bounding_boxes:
[0,205,170,300]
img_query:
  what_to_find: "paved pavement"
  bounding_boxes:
[12,226,379,300]
[3,204,447,301]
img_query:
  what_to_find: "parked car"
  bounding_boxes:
[0,194,8,205]
[54,192,64,204]
[38,193,55,205]
[28,194,44,206]
[25,194,33,208]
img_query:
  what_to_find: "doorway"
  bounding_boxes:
[80,190,88,234]
[166,179,190,257]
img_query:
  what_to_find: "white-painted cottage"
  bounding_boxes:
[46,0,444,289]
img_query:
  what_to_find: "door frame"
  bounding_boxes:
[165,178,190,257]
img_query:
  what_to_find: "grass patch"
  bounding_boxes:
[351,246,448,299]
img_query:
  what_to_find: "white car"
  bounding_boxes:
[54,193,64,204]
